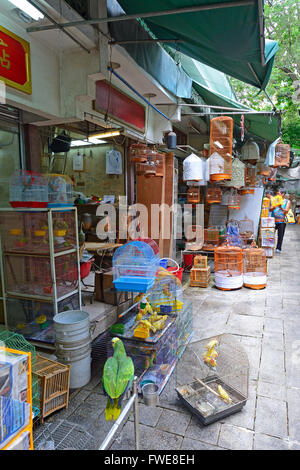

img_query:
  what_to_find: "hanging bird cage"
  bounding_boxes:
[206,187,222,204]
[135,162,147,176]
[257,163,271,176]
[143,159,157,177]
[243,242,267,290]
[241,140,260,163]
[239,188,255,195]
[222,158,245,188]
[130,143,148,163]
[238,217,254,239]
[176,334,249,425]
[262,197,270,208]
[214,243,243,290]
[209,116,233,181]
[274,143,290,167]
[227,189,240,210]
[244,166,256,187]
[147,148,165,177]
[187,187,201,204]
[183,153,203,182]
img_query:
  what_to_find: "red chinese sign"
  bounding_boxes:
[0,25,32,94]
[94,80,145,132]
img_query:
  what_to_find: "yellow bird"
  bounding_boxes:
[217,385,232,404]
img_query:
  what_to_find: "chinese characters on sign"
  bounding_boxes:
[0,25,31,94]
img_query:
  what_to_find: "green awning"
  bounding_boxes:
[116,0,279,90]
[179,53,280,142]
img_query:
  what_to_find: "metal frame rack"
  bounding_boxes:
[0,207,81,350]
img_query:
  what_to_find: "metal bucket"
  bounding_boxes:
[54,310,91,388]
[53,310,90,343]
[142,383,159,406]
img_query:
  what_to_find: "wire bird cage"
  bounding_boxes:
[214,243,243,290]
[47,174,73,207]
[112,240,159,293]
[130,143,148,163]
[9,170,48,208]
[227,189,240,210]
[238,217,254,239]
[176,334,249,425]
[206,187,222,204]
[243,242,267,289]
[222,158,245,188]
[274,143,290,167]
[187,187,201,204]
[209,116,233,182]
[0,328,40,418]
[147,268,183,314]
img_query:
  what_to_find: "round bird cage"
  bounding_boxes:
[243,242,267,289]
[222,158,245,188]
[227,189,240,210]
[187,187,201,204]
[241,140,260,163]
[274,143,290,167]
[209,116,233,181]
[130,143,148,163]
[176,334,249,425]
[206,187,222,204]
[214,243,243,290]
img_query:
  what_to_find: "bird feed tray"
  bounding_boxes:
[176,376,247,425]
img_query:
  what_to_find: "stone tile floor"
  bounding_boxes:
[33,225,300,450]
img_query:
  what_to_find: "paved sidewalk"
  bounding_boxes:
[33,224,300,450]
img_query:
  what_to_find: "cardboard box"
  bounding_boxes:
[95,271,128,305]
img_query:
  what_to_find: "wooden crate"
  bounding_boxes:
[34,354,70,423]
[190,266,211,287]
[193,255,207,268]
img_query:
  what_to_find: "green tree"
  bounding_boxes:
[230,0,300,148]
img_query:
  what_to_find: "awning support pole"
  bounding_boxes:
[109,68,170,121]
[27,1,255,33]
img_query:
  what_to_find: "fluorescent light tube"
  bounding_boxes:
[8,0,44,20]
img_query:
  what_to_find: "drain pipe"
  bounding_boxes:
[108,67,170,121]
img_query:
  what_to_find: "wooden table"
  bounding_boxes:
[84,242,122,271]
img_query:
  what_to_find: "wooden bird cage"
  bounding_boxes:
[204,227,219,244]
[209,116,233,181]
[238,217,254,239]
[261,208,269,218]
[194,255,207,268]
[262,197,270,208]
[190,266,210,287]
[244,166,256,187]
[228,189,240,210]
[206,187,222,204]
[243,242,267,289]
[257,163,271,176]
[144,160,157,177]
[239,188,255,195]
[135,162,147,175]
[274,143,290,167]
[147,148,165,177]
[130,143,148,163]
[214,244,243,290]
[187,187,201,204]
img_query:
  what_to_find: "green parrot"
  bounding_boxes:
[102,337,134,421]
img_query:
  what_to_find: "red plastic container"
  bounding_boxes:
[80,259,93,279]
[167,267,184,281]
[183,254,194,270]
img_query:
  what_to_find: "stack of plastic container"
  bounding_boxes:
[0,347,33,450]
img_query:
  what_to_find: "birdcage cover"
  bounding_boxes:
[183,154,203,182]
[176,334,249,424]
[113,241,159,292]
[147,268,183,313]
[241,140,260,161]
[223,158,245,188]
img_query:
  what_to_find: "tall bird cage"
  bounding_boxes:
[176,334,249,425]
[227,189,240,210]
[214,243,243,290]
[147,148,165,177]
[239,166,256,195]
[130,143,148,163]
[241,140,260,164]
[206,187,222,204]
[243,242,267,289]
[274,143,290,167]
[209,116,233,182]
[238,216,254,240]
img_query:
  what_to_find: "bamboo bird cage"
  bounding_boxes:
[209,116,233,182]
[243,242,267,289]
[130,143,148,163]
[274,143,290,167]
[214,243,243,290]
[206,187,222,204]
